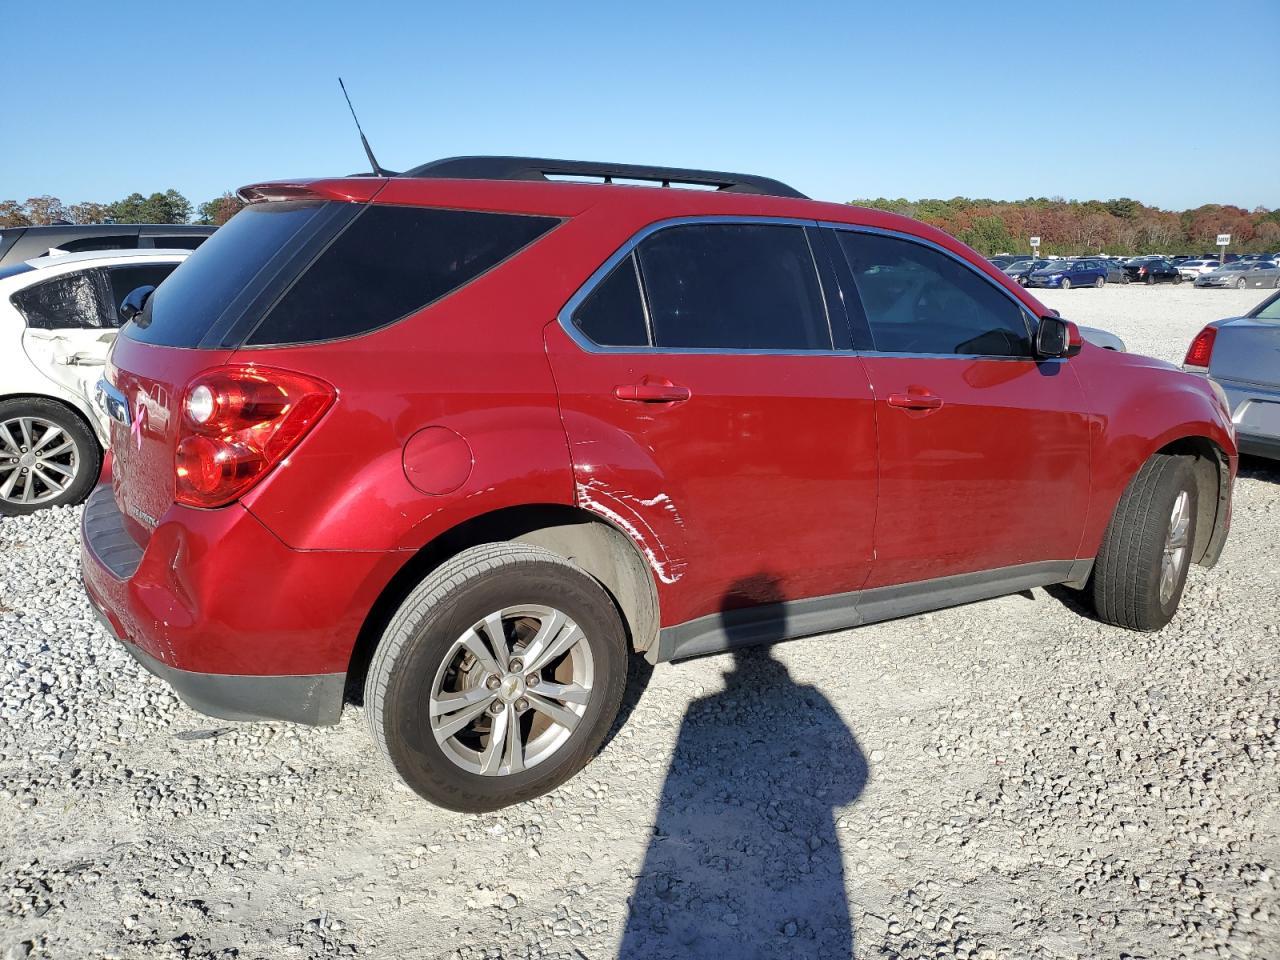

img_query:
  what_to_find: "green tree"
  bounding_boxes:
[107,189,192,224]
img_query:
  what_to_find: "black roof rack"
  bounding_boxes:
[399,156,807,200]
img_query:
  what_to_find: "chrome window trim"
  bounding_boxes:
[819,220,1041,361]
[557,215,847,356]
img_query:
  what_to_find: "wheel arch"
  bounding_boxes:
[345,503,660,702]
[1152,434,1231,567]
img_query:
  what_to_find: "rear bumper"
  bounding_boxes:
[80,484,402,725]
[86,598,345,724]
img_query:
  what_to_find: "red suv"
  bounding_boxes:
[82,156,1237,811]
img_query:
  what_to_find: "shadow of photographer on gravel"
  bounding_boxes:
[619,574,869,960]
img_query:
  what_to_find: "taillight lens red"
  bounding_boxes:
[175,366,335,508]
[1184,326,1217,370]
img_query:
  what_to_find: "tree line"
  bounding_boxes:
[847,196,1280,257]
[5,187,1278,258]
[0,190,244,229]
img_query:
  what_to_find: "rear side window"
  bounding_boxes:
[10,270,112,329]
[107,264,179,322]
[145,235,206,250]
[635,223,831,351]
[571,254,649,347]
[247,206,559,345]
[836,231,1031,357]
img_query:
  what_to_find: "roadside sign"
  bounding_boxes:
[1216,233,1231,246]
[1030,236,1041,249]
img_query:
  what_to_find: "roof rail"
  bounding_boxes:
[399,156,807,200]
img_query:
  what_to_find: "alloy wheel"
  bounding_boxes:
[0,416,80,506]
[1159,490,1191,606]
[429,605,595,776]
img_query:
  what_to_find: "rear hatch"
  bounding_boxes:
[104,190,370,541]
[1210,317,1280,389]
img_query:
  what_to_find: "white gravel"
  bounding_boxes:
[1,286,1277,960]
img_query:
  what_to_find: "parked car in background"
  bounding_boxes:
[1078,258,1128,284]
[80,155,1236,811]
[1184,290,1280,459]
[0,249,189,513]
[0,224,213,269]
[1123,258,1182,284]
[1026,259,1109,289]
[1194,262,1280,289]
[1078,325,1127,350]
[1178,259,1220,281]
[988,255,1031,269]
[1003,258,1051,285]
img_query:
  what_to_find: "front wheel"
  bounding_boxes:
[1236,277,1247,289]
[1146,273,1155,285]
[1091,454,1197,631]
[0,398,101,516]
[365,542,630,812]
[1060,277,1072,290]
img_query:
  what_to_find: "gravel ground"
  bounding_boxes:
[1,286,1277,960]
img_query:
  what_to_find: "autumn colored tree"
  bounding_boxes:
[196,192,244,225]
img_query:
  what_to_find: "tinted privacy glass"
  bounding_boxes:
[248,206,559,346]
[147,235,206,250]
[55,235,138,254]
[107,264,179,321]
[635,223,830,350]
[128,201,332,347]
[836,231,1031,356]
[10,270,111,329]
[572,254,649,347]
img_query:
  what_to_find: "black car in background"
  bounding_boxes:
[1123,257,1182,284]
[0,224,215,269]
[1003,257,1052,285]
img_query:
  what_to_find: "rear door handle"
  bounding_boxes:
[614,380,691,403]
[887,393,943,411]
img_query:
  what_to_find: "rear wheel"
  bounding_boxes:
[1094,275,1105,288]
[365,543,630,812]
[1091,454,1197,631]
[0,398,100,516]
[1173,273,1182,284]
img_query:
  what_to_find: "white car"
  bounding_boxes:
[0,248,188,514]
[1178,259,1220,281]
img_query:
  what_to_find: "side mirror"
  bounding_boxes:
[118,285,156,324]
[1036,316,1083,359]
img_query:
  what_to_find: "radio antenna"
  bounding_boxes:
[338,77,392,177]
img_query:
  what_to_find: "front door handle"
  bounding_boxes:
[614,379,692,403]
[887,392,944,411]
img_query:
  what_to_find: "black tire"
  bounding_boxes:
[1091,454,1198,631]
[1236,277,1247,289]
[365,542,630,812]
[1061,277,1072,290]
[0,397,101,516]
[1121,274,1130,284]
[1094,275,1105,288]
[1173,274,1182,284]
[1145,272,1155,285]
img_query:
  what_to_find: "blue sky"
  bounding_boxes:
[4,0,1277,211]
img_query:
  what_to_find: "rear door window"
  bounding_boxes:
[635,222,831,351]
[246,206,559,345]
[10,270,113,329]
[835,230,1032,357]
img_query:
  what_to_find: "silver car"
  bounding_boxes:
[1184,290,1280,459]
[1194,261,1280,289]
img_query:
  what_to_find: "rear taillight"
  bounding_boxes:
[175,366,334,508]
[1183,326,1217,371]
[1138,266,1148,275]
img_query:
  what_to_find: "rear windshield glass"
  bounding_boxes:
[127,201,331,347]
[247,206,559,346]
